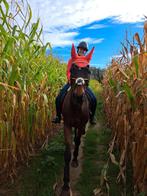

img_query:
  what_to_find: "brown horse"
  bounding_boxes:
[60,64,90,196]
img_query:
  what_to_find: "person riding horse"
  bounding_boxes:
[52,41,97,125]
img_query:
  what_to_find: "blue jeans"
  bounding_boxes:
[86,87,97,118]
[55,83,97,119]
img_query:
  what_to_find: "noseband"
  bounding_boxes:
[75,77,85,86]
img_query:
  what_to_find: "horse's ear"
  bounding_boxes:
[86,47,95,61]
[71,43,76,59]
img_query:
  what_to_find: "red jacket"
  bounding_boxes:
[66,44,94,81]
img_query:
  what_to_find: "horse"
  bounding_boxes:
[60,64,91,196]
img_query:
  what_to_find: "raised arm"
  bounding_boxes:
[66,58,72,82]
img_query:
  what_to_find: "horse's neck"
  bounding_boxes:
[70,92,85,109]
[62,89,89,122]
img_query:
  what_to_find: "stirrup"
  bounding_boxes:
[89,117,96,125]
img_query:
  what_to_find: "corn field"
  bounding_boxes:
[1,0,147,194]
[103,22,147,194]
[0,0,66,182]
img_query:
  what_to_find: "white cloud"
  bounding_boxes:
[111,53,132,63]
[112,54,123,59]
[135,24,144,28]
[43,29,104,47]
[43,31,79,47]
[87,24,108,29]
[77,37,104,44]
[26,0,146,46]
[92,38,104,44]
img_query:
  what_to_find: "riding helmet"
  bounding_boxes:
[77,41,88,52]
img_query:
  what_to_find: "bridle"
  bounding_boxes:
[70,77,89,98]
[70,77,89,86]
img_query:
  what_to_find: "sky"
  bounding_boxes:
[27,0,146,68]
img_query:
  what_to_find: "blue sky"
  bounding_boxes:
[26,0,145,68]
[52,20,144,68]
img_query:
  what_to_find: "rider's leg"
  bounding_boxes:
[52,83,70,123]
[86,87,97,124]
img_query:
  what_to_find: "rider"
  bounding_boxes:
[52,41,97,125]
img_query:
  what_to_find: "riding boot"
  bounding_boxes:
[52,102,61,123]
[52,96,62,124]
[52,115,61,123]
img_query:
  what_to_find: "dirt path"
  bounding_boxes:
[70,138,84,196]
[54,123,101,196]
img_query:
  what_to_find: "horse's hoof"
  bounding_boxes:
[71,160,79,168]
[60,188,72,196]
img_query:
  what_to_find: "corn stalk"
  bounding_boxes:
[102,22,147,195]
[0,0,66,182]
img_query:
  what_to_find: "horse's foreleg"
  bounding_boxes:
[71,130,81,168]
[63,143,71,190]
[62,125,72,192]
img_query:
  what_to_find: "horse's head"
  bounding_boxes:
[73,77,87,97]
[70,64,90,98]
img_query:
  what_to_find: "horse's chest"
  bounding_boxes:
[71,110,89,125]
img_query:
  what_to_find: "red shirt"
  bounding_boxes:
[67,58,73,81]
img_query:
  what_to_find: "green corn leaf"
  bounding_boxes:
[8,65,18,85]
[0,4,11,31]
[25,4,32,28]
[12,25,17,36]
[1,36,15,57]
[0,4,7,25]
[123,82,135,108]
[2,0,9,16]
[36,26,43,42]
[133,55,139,78]
[41,42,52,55]
[29,19,40,41]
[108,78,115,87]
[0,23,7,37]
[108,78,117,93]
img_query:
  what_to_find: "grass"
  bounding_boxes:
[76,97,112,195]
[76,126,111,196]
[76,82,109,195]
[7,131,65,196]
[76,82,133,196]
